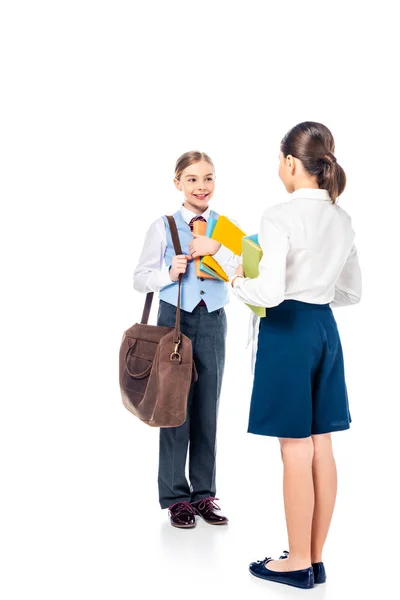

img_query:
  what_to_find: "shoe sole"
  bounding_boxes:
[281,553,326,584]
[193,513,228,526]
[170,522,196,529]
[249,568,314,590]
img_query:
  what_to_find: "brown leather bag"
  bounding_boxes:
[119,215,198,427]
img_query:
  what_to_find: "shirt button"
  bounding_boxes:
[200,277,205,282]
[200,290,205,295]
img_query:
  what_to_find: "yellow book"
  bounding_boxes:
[242,236,266,318]
[210,216,247,255]
[200,255,229,282]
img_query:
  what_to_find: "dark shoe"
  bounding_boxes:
[168,502,196,528]
[249,557,314,589]
[312,562,326,584]
[191,497,228,525]
[280,551,326,584]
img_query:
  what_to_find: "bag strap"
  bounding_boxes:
[141,216,183,345]
[166,216,183,343]
[140,292,153,324]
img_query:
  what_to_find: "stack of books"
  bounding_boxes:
[192,216,265,317]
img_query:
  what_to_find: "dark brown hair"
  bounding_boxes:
[174,151,215,181]
[281,122,346,203]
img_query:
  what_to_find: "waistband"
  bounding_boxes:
[159,299,225,314]
[268,300,331,312]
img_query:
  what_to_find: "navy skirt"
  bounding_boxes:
[248,300,351,439]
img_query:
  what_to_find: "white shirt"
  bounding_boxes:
[134,205,240,293]
[233,188,362,308]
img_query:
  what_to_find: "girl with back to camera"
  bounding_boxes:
[134,151,239,529]
[231,122,362,589]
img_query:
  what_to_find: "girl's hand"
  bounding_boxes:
[170,254,192,282]
[235,264,244,277]
[231,264,244,288]
[189,234,221,259]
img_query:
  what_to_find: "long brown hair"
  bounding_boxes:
[281,122,346,203]
[174,151,215,180]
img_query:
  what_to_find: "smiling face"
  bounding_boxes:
[174,160,215,214]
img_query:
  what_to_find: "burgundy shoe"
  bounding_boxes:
[191,497,228,525]
[168,502,196,528]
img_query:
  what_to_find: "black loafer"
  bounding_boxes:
[168,502,196,528]
[191,497,228,525]
[249,557,314,589]
[280,550,326,584]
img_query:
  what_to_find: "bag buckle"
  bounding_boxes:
[170,340,182,363]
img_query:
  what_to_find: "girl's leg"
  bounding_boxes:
[157,301,194,509]
[266,437,314,572]
[189,307,226,501]
[311,433,337,563]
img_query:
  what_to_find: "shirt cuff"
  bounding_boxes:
[231,275,246,290]
[158,268,174,290]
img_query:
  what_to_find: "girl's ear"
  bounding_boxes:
[286,154,296,174]
[174,177,182,191]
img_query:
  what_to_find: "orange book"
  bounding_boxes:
[192,220,217,279]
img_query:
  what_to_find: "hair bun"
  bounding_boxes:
[281,122,345,202]
[323,152,337,165]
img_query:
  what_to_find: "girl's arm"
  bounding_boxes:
[232,215,289,308]
[190,216,242,279]
[133,219,174,293]
[330,244,362,307]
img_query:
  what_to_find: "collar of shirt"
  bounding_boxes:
[291,188,331,201]
[180,204,211,225]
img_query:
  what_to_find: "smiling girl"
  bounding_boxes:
[134,151,239,528]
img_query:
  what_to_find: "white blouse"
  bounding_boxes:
[233,188,362,308]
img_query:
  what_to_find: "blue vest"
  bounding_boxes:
[159,210,229,313]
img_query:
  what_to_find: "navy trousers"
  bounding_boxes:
[157,300,227,509]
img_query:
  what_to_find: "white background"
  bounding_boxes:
[1,1,399,598]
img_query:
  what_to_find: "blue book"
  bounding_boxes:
[199,263,227,281]
[205,216,218,237]
[244,233,259,245]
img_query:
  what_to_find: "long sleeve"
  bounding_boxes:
[213,244,241,279]
[133,219,174,293]
[330,244,362,307]
[232,215,289,308]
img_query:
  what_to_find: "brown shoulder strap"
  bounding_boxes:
[166,216,183,343]
[140,215,183,342]
[166,215,183,255]
[140,292,153,324]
